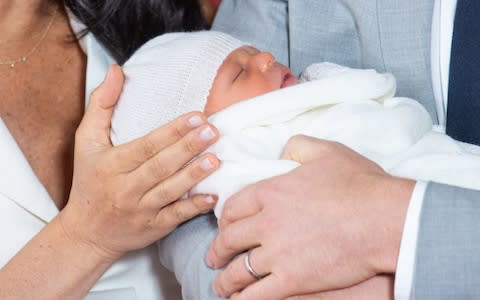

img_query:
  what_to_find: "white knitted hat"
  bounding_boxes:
[111,31,247,145]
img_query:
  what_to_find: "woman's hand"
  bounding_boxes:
[206,135,414,299]
[59,65,221,261]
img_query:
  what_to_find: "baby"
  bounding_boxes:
[111,31,480,219]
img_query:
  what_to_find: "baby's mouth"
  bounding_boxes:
[281,71,298,88]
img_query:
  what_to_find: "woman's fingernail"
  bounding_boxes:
[188,115,204,128]
[204,195,217,205]
[201,157,215,171]
[199,126,216,142]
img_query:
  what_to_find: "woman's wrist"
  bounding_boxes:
[57,202,124,264]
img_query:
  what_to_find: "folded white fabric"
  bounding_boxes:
[190,63,480,218]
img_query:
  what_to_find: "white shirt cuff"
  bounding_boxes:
[394,180,428,300]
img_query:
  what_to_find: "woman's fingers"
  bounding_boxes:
[141,153,220,208]
[213,248,272,298]
[77,65,124,148]
[207,216,261,269]
[154,193,218,231]
[131,124,219,191]
[114,112,211,171]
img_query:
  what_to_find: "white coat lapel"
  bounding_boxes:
[0,119,59,223]
[0,33,113,223]
[83,33,115,105]
[68,11,114,106]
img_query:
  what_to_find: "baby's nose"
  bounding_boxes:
[254,52,276,72]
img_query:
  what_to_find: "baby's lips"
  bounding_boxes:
[280,66,298,88]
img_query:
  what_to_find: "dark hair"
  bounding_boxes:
[64,0,207,64]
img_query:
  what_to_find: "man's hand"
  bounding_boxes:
[206,135,414,299]
[286,275,394,300]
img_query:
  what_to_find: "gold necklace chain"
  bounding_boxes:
[0,7,59,69]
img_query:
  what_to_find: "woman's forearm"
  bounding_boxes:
[0,67,221,299]
[0,215,115,299]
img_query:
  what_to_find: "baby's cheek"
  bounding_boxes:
[204,93,233,116]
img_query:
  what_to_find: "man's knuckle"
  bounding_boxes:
[217,234,235,252]
[221,232,236,250]
[221,204,236,222]
[215,280,227,298]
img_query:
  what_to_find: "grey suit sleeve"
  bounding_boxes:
[212,0,290,67]
[413,182,480,299]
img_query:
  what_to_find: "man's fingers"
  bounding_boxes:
[213,248,272,298]
[77,65,124,148]
[155,194,218,230]
[219,183,265,229]
[286,292,332,300]
[229,274,288,300]
[285,275,395,300]
[206,217,261,269]
[140,153,220,208]
[114,112,211,171]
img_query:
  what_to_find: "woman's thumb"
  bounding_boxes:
[77,65,125,148]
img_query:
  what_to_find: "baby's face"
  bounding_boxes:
[205,46,298,116]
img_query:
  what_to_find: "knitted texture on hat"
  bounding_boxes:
[111,31,247,145]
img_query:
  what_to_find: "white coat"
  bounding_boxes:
[0,16,182,300]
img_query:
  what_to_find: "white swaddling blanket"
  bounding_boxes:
[190,63,480,218]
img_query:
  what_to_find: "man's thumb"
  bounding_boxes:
[281,135,327,164]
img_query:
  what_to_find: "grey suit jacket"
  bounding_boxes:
[158,1,480,299]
